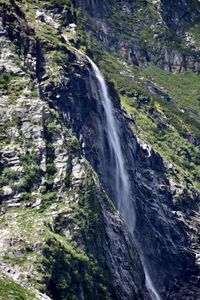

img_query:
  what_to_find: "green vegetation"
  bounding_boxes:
[51,50,69,65]
[81,0,161,48]
[64,172,71,187]
[109,1,160,45]
[0,1,199,298]
[187,21,200,50]
[79,0,197,58]
[0,72,13,90]
[46,0,72,9]
[0,70,37,103]
[68,136,80,153]
[62,174,102,239]
[0,0,9,3]
[19,149,43,192]
[79,23,200,193]
[40,236,111,300]
[2,168,18,181]
[20,165,43,191]
[46,121,59,135]
[0,164,112,299]
[0,72,25,99]
[96,51,200,191]
[0,277,35,300]
[37,168,112,299]
[141,66,200,138]
[43,119,57,191]
[37,24,61,47]
[39,192,57,211]
[12,115,22,129]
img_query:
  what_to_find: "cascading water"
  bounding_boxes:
[87,56,161,300]
[87,56,135,233]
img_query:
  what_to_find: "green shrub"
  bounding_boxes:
[0,73,11,86]
[47,122,59,134]
[68,136,80,152]
[47,163,57,176]
[20,166,43,191]
[2,169,18,181]
[12,115,22,129]
[52,51,69,65]
[64,172,71,187]
[47,0,71,8]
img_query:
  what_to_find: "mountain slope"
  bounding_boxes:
[76,0,200,192]
[0,1,148,299]
[0,0,200,300]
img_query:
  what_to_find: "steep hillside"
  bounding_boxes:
[0,1,149,299]
[0,0,200,300]
[75,0,200,71]
[76,0,200,192]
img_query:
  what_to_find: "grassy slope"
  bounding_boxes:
[0,276,36,300]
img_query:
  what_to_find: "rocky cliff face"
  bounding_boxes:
[0,0,200,300]
[76,0,200,73]
[52,47,200,299]
[161,0,200,29]
[0,1,149,299]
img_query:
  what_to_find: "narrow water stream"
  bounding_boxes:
[87,56,161,300]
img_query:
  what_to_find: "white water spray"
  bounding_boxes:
[87,56,161,300]
[87,56,135,231]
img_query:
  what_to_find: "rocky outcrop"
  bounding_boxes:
[75,0,200,73]
[71,0,112,16]
[160,0,200,30]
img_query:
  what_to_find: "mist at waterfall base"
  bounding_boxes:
[87,56,161,300]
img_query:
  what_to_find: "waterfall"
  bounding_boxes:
[87,56,135,233]
[87,56,161,300]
